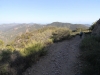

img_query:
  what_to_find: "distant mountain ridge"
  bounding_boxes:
[47,22,88,30]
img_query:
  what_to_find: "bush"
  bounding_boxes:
[0,50,12,75]
[24,43,46,65]
[0,64,10,75]
[0,50,12,62]
[80,36,100,75]
[0,43,47,75]
[51,28,71,42]
[10,43,47,75]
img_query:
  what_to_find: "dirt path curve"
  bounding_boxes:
[23,35,82,75]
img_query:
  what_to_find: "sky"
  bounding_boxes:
[0,0,100,24]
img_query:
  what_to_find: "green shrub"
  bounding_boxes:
[10,43,47,75]
[0,50,12,75]
[0,64,10,75]
[24,43,46,65]
[80,36,100,75]
[0,50,12,62]
[51,28,71,42]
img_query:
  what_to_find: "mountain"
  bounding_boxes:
[0,22,89,44]
[47,22,88,30]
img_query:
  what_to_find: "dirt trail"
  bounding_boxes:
[23,36,82,75]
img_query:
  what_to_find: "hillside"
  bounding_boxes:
[0,22,88,44]
[0,26,73,75]
[0,22,90,75]
[0,23,43,43]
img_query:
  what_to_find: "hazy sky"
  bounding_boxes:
[0,0,100,24]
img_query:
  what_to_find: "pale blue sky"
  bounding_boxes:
[0,0,100,24]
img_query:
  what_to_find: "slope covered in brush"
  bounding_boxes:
[0,24,43,43]
[0,22,88,44]
[12,26,71,50]
[0,26,72,75]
